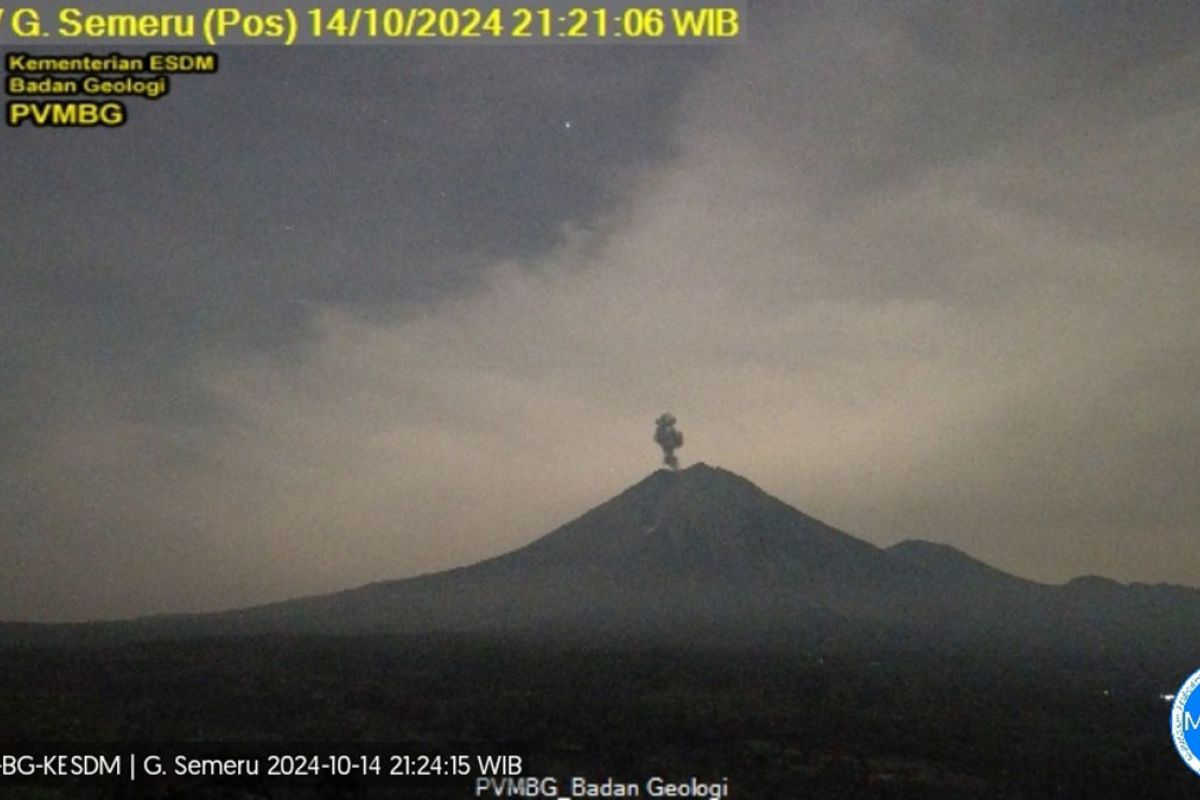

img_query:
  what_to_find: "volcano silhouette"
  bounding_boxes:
[204,463,893,635]
[153,463,1194,651]
[5,464,1198,652]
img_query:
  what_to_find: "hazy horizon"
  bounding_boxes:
[4,2,1200,621]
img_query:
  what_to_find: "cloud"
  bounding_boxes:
[3,3,1199,619]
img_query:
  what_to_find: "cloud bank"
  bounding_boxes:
[3,3,1199,620]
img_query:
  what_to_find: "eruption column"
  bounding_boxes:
[654,413,684,470]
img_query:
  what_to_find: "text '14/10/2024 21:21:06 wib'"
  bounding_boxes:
[0,6,743,42]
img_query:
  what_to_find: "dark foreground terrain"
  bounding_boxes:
[0,633,1194,799]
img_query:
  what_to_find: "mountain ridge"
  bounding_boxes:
[2,463,1197,656]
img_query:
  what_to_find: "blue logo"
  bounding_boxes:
[1172,668,1200,776]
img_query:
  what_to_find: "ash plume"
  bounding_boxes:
[654,413,684,470]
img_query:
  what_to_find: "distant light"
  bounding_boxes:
[1162,693,1176,702]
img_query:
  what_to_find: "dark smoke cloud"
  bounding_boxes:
[654,413,684,470]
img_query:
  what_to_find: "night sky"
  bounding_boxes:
[3,2,1199,621]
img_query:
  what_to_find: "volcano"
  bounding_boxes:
[5,464,1199,653]
[216,462,900,637]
